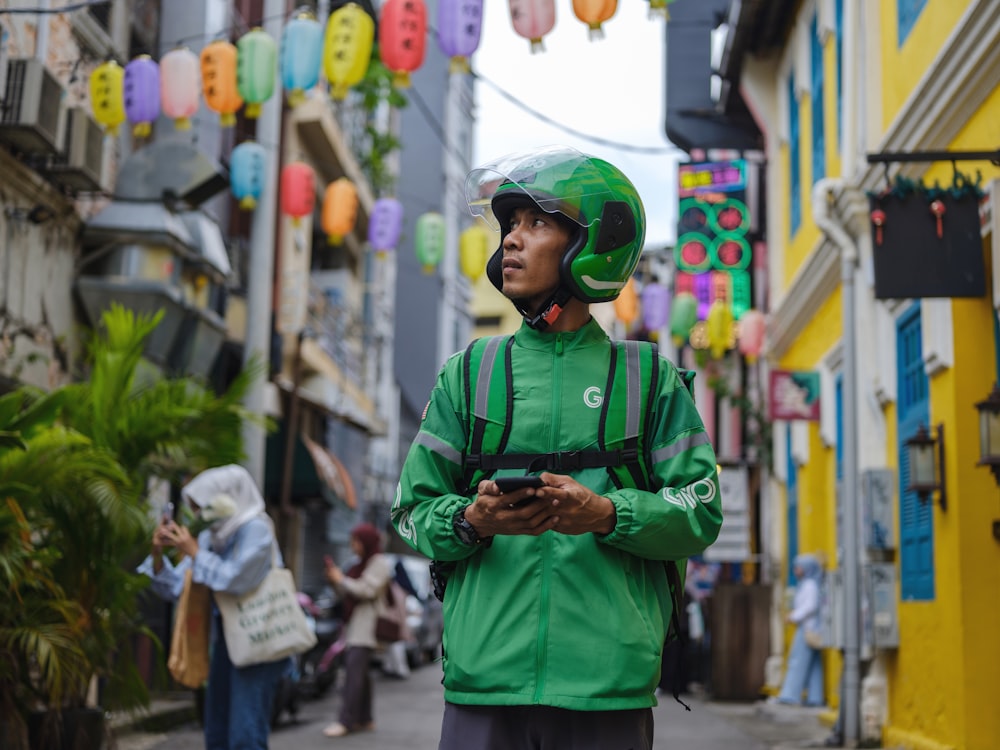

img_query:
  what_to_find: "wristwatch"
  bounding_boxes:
[452,506,484,546]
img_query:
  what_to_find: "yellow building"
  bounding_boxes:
[702,1,1000,747]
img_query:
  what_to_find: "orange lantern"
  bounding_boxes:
[280,161,317,226]
[573,0,617,40]
[379,0,427,88]
[321,178,358,245]
[508,0,556,53]
[459,224,491,281]
[89,60,126,135]
[613,277,639,326]
[160,47,200,130]
[323,3,375,100]
[201,40,243,127]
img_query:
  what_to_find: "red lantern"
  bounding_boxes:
[280,162,317,226]
[379,0,427,88]
[738,308,766,363]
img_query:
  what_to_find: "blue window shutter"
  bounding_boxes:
[897,0,928,46]
[811,15,825,183]
[787,425,799,586]
[789,75,801,235]
[897,304,933,600]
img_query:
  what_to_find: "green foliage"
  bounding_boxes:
[0,303,266,731]
[351,45,407,197]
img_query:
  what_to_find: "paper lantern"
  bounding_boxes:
[508,0,556,53]
[89,60,126,135]
[321,178,358,245]
[237,28,277,119]
[438,0,483,74]
[379,0,427,88]
[646,0,677,19]
[641,281,670,331]
[415,212,446,273]
[230,141,267,210]
[573,0,617,40]
[160,47,200,130]
[368,197,404,253]
[323,3,375,101]
[123,55,159,138]
[459,224,491,281]
[706,300,734,359]
[670,292,698,346]
[201,40,243,127]
[280,161,316,226]
[738,308,766,363]
[613,277,639,326]
[281,11,323,107]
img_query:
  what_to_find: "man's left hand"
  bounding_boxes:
[537,472,617,535]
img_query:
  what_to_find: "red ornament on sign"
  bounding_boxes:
[380,0,427,88]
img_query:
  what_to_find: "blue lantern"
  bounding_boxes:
[230,140,267,210]
[281,11,323,107]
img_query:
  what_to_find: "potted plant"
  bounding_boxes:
[0,304,264,749]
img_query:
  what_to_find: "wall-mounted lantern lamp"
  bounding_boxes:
[975,384,1000,486]
[905,423,946,510]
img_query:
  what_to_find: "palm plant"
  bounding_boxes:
[0,303,267,743]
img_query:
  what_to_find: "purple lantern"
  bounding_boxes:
[437,0,483,73]
[693,273,713,320]
[368,198,404,253]
[123,55,160,139]
[641,281,670,331]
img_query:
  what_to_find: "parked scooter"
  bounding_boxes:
[295,587,346,700]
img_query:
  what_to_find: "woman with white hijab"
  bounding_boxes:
[139,464,290,750]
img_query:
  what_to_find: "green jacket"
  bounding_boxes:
[392,317,722,710]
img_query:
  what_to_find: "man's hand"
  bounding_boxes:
[465,472,616,538]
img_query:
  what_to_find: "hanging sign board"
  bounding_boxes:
[869,191,986,299]
[768,370,821,421]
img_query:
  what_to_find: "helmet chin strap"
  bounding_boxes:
[514,286,574,331]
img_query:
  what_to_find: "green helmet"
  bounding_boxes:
[465,146,646,308]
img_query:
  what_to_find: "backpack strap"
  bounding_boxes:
[462,335,515,491]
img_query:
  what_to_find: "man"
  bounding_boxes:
[392,146,722,750]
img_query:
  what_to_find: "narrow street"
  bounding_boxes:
[119,662,831,750]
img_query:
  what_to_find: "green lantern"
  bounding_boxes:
[415,212,446,273]
[670,291,698,347]
[237,28,277,119]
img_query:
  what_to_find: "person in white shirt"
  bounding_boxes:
[774,553,825,706]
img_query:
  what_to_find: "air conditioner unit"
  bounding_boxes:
[0,58,67,155]
[46,106,106,193]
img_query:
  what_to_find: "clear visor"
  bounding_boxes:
[465,145,613,231]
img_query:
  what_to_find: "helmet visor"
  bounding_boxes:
[465,145,615,231]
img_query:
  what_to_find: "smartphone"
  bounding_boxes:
[495,475,545,493]
[161,501,174,523]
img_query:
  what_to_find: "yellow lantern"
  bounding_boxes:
[613,277,638,326]
[459,224,491,281]
[706,299,734,359]
[324,3,375,101]
[573,0,618,40]
[89,60,126,135]
[321,178,358,245]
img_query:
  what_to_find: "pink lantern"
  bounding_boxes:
[738,308,766,363]
[160,47,200,130]
[641,281,670,331]
[124,55,160,138]
[368,197,404,254]
[508,0,556,53]
[280,161,317,226]
[437,0,483,74]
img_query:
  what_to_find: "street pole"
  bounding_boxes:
[242,0,285,488]
[438,70,463,368]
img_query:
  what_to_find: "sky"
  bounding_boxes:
[469,1,686,249]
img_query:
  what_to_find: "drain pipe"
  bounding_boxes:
[812,177,860,745]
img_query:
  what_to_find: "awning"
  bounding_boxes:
[301,434,358,509]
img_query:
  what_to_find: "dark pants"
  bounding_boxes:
[339,645,374,730]
[438,703,654,750]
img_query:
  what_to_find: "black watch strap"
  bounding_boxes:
[452,506,483,546]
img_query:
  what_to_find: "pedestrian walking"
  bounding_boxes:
[772,553,825,707]
[390,145,723,750]
[138,464,291,750]
[321,523,392,738]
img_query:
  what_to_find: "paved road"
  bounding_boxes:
[118,662,830,750]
